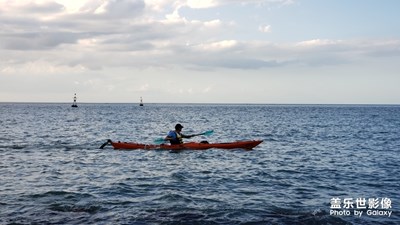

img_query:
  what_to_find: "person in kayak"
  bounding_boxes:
[165,124,195,145]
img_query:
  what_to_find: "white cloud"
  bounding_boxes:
[296,39,341,47]
[187,0,217,9]
[181,0,296,9]
[1,0,400,72]
[0,59,86,75]
[195,40,238,51]
[202,85,213,93]
[138,83,150,91]
[204,19,221,27]
[1,0,399,104]
[259,24,271,33]
[54,1,86,13]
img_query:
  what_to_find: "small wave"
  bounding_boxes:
[8,145,28,149]
[153,192,194,205]
[29,191,93,198]
[27,191,97,206]
[49,203,102,214]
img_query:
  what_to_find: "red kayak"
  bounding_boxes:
[101,139,262,150]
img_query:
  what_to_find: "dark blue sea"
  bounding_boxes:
[0,103,399,225]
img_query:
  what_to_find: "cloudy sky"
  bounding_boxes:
[1,0,399,104]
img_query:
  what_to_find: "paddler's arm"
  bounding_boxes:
[164,130,176,141]
[164,135,174,141]
[181,134,195,139]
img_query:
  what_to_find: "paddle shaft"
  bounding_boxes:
[155,130,213,144]
[100,139,112,149]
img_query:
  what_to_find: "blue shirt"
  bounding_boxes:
[167,130,182,144]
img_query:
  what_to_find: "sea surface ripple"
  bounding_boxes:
[0,103,399,224]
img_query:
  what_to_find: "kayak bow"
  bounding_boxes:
[102,140,262,150]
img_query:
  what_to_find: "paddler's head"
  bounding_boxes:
[175,123,183,131]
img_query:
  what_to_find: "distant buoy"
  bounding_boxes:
[71,93,78,107]
[139,97,144,106]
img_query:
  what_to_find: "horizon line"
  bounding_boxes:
[1,101,399,106]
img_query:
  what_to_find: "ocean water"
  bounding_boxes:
[0,103,399,225]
